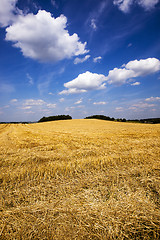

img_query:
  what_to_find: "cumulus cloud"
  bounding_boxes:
[129,102,155,110]
[107,58,160,85]
[24,99,45,106]
[60,71,107,94]
[60,57,160,93]
[19,99,56,111]
[93,56,102,63]
[5,10,88,62]
[125,58,160,76]
[93,102,107,105]
[59,88,87,95]
[74,55,90,64]
[0,0,18,27]
[130,81,140,86]
[113,0,159,12]
[145,96,160,101]
[107,68,135,85]
[64,71,107,90]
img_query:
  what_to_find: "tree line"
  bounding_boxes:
[1,115,160,124]
[38,115,72,122]
[85,115,127,122]
[85,115,160,123]
[127,118,160,124]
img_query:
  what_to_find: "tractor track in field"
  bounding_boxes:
[0,124,11,134]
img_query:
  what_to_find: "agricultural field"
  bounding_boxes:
[0,119,160,239]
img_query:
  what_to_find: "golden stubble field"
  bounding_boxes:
[0,119,160,239]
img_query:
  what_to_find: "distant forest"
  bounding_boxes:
[127,118,160,124]
[38,115,72,122]
[85,115,160,124]
[85,115,126,122]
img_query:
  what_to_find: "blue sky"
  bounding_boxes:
[0,0,160,122]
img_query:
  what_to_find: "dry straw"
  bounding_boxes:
[0,120,160,239]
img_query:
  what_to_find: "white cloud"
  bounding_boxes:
[60,57,159,93]
[93,56,102,63]
[59,98,65,102]
[59,71,107,95]
[74,55,90,64]
[128,106,137,110]
[26,73,34,85]
[130,102,155,109]
[5,10,88,62]
[75,99,82,104]
[0,0,18,27]
[65,106,75,111]
[91,19,97,30]
[115,107,124,111]
[114,0,159,12]
[10,98,18,103]
[24,111,34,114]
[20,106,32,110]
[59,88,87,95]
[46,103,56,108]
[64,71,107,91]
[145,96,160,102]
[125,58,160,76]
[107,68,135,85]
[130,81,140,86]
[113,0,133,13]
[137,0,159,11]
[107,58,160,85]
[93,101,107,105]
[24,99,45,106]
[18,99,57,111]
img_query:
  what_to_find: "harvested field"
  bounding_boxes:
[0,119,160,239]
